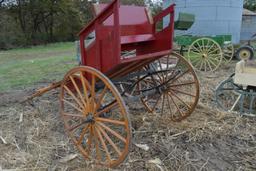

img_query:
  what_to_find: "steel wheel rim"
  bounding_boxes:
[135,52,200,121]
[188,38,223,72]
[215,74,239,111]
[60,66,131,168]
[222,43,234,64]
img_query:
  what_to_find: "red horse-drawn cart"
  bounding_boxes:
[27,0,199,168]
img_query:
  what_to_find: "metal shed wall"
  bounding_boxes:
[240,15,256,41]
[164,0,243,43]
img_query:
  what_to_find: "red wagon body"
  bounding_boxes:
[79,0,174,78]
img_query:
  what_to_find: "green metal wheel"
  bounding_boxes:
[222,42,234,64]
[188,37,223,72]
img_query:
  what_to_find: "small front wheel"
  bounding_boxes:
[236,45,254,60]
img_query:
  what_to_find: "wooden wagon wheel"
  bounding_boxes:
[125,52,200,121]
[188,37,223,72]
[60,66,131,168]
[222,42,234,63]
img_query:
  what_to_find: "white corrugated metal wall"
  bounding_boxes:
[240,15,256,41]
[164,0,243,43]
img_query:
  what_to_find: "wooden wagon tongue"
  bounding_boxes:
[22,81,62,103]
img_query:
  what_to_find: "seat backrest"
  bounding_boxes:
[93,4,154,36]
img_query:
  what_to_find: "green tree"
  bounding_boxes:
[244,0,256,11]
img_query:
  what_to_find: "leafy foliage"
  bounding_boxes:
[244,0,256,11]
[0,0,161,49]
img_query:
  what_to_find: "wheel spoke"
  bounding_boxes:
[64,85,84,110]
[76,124,90,145]
[63,112,84,118]
[208,58,218,68]
[91,75,96,113]
[93,126,102,161]
[70,76,87,109]
[208,48,220,55]
[199,60,204,71]
[86,126,93,155]
[151,94,162,112]
[68,121,85,132]
[168,92,184,117]
[96,124,122,156]
[97,122,126,143]
[95,126,112,162]
[96,86,108,110]
[194,59,203,69]
[195,41,203,52]
[190,55,202,64]
[169,81,196,87]
[208,53,222,59]
[204,60,207,72]
[169,69,189,84]
[166,93,173,114]
[202,39,205,51]
[170,88,196,97]
[191,45,201,54]
[158,60,166,82]
[151,65,163,82]
[95,101,118,117]
[80,71,89,103]
[62,99,83,113]
[169,90,191,109]
[96,117,126,126]
[207,42,216,53]
[161,94,166,115]
[205,59,213,71]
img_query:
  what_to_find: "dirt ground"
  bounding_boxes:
[0,61,256,171]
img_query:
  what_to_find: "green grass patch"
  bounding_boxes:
[0,42,77,92]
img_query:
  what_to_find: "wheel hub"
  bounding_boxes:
[160,85,167,92]
[202,53,207,59]
[83,97,96,116]
[84,113,95,123]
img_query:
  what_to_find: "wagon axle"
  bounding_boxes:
[202,53,207,59]
[83,113,94,123]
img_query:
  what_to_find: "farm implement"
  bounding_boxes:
[236,33,256,60]
[25,0,200,168]
[174,13,234,72]
[215,60,256,115]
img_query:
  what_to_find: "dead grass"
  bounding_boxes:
[0,61,256,170]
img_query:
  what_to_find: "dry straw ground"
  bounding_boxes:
[0,61,256,171]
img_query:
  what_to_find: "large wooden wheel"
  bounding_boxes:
[60,66,131,168]
[222,42,234,64]
[188,38,223,72]
[126,52,200,121]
